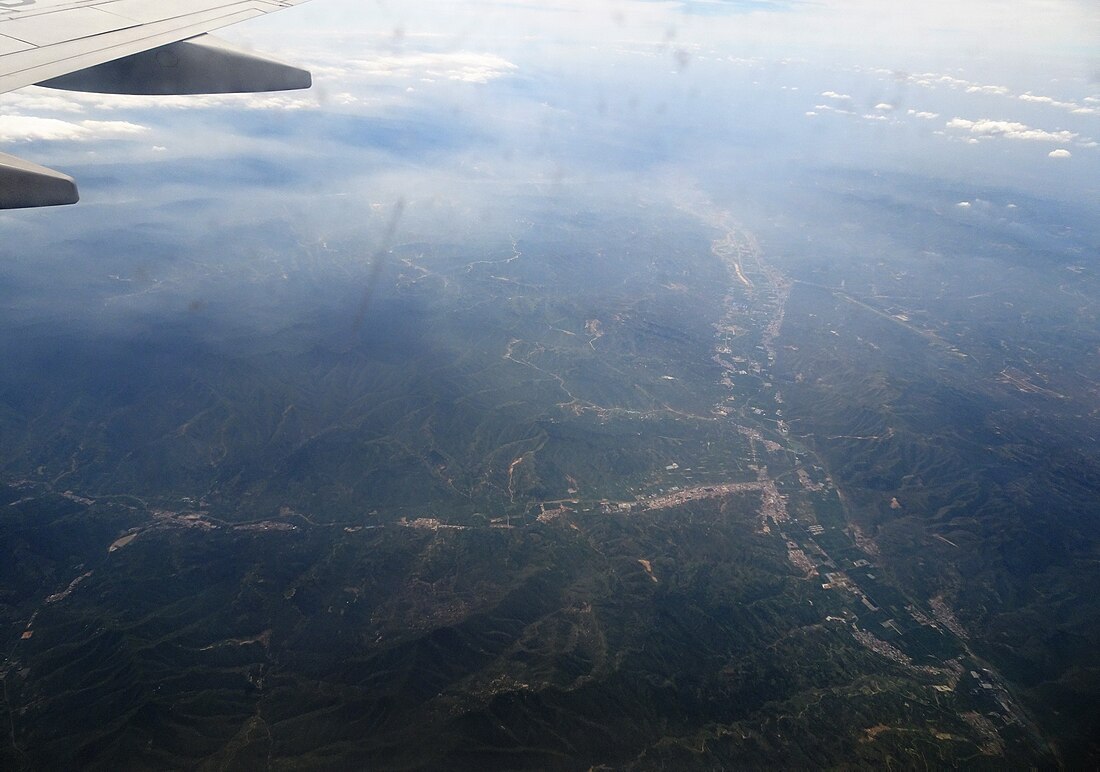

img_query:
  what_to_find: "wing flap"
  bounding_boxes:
[0,35,33,56]
[0,6,137,46]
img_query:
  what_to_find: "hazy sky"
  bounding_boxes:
[2,0,1091,190]
[0,0,1096,245]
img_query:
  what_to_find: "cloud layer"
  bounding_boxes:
[945,118,1078,144]
[0,116,147,142]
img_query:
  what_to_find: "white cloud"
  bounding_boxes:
[965,84,1010,96]
[346,52,518,84]
[1018,92,1095,115]
[894,73,1094,117]
[874,103,894,111]
[820,91,851,101]
[81,120,148,135]
[894,73,1098,118]
[907,110,940,120]
[946,117,1078,143]
[0,86,321,114]
[862,114,888,121]
[814,103,854,116]
[236,94,316,111]
[1048,148,1072,159]
[0,91,86,114]
[0,115,148,142]
[957,201,972,208]
[1019,93,1058,105]
[936,74,970,88]
[0,116,85,142]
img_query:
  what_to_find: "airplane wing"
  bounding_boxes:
[0,0,316,209]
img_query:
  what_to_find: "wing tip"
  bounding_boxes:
[0,153,80,210]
